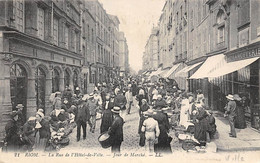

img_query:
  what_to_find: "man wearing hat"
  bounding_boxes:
[86,93,99,133]
[108,107,124,153]
[153,107,172,153]
[4,111,20,151]
[141,109,160,153]
[114,90,127,122]
[225,94,237,138]
[16,104,25,128]
[75,98,90,141]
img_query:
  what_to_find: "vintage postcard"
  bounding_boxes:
[0,0,260,162]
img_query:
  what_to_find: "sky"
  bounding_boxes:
[99,0,165,72]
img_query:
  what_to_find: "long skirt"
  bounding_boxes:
[34,132,48,151]
[154,125,172,154]
[235,106,246,129]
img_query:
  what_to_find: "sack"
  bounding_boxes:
[139,132,145,147]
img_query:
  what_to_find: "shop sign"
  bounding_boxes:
[227,46,260,62]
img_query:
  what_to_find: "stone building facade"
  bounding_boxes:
[0,0,83,138]
[118,32,129,77]
[142,26,159,71]
[0,0,126,139]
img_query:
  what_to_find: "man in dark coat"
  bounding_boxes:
[100,95,114,134]
[108,107,124,153]
[114,90,127,121]
[153,109,172,154]
[75,98,90,141]
[4,111,21,151]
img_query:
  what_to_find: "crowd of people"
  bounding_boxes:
[3,76,229,154]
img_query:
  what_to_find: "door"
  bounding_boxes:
[52,69,60,92]
[35,67,46,110]
[10,64,28,121]
[64,69,70,88]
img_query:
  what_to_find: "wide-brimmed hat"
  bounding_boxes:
[157,94,162,99]
[233,94,242,101]
[76,87,80,90]
[112,106,120,114]
[16,104,24,108]
[226,94,234,100]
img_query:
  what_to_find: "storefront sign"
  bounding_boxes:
[227,46,260,62]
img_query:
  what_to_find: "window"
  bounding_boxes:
[71,30,76,51]
[218,26,225,43]
[75,31,80,53]
[87,24,90,41]
[238,28,249,47]
[183,31,187,53]
[37,7,44,40]
[53,17,59,45]
[64,25,69,49]
[238,0,250,28]
[92,28,94,43]
[13,0,24,32]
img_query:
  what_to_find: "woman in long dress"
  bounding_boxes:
[179,93,189,127]
[234,94,246,129]
[34,112,50,151]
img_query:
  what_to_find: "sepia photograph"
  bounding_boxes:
[0,0,260,162]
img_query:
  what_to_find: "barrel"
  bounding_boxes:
[98,132,112,148]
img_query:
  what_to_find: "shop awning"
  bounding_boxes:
[158,68,171,77]
[207,57,259,78]
[163,63,181,78]
[189,54,226,79]
[175,62,203,78]
[142,71,148,75]
[148,68,163,80]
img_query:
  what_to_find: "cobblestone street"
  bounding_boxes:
[61,99,147,154]
[61,99,182,154]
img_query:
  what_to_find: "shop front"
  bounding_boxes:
[207,42,260,130]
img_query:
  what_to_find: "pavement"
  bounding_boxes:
[213,112,260,152]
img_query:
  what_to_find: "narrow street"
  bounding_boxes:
[61,99,182,154]
[61,99,147,153]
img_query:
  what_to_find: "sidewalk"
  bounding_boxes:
[213,112,260,152]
